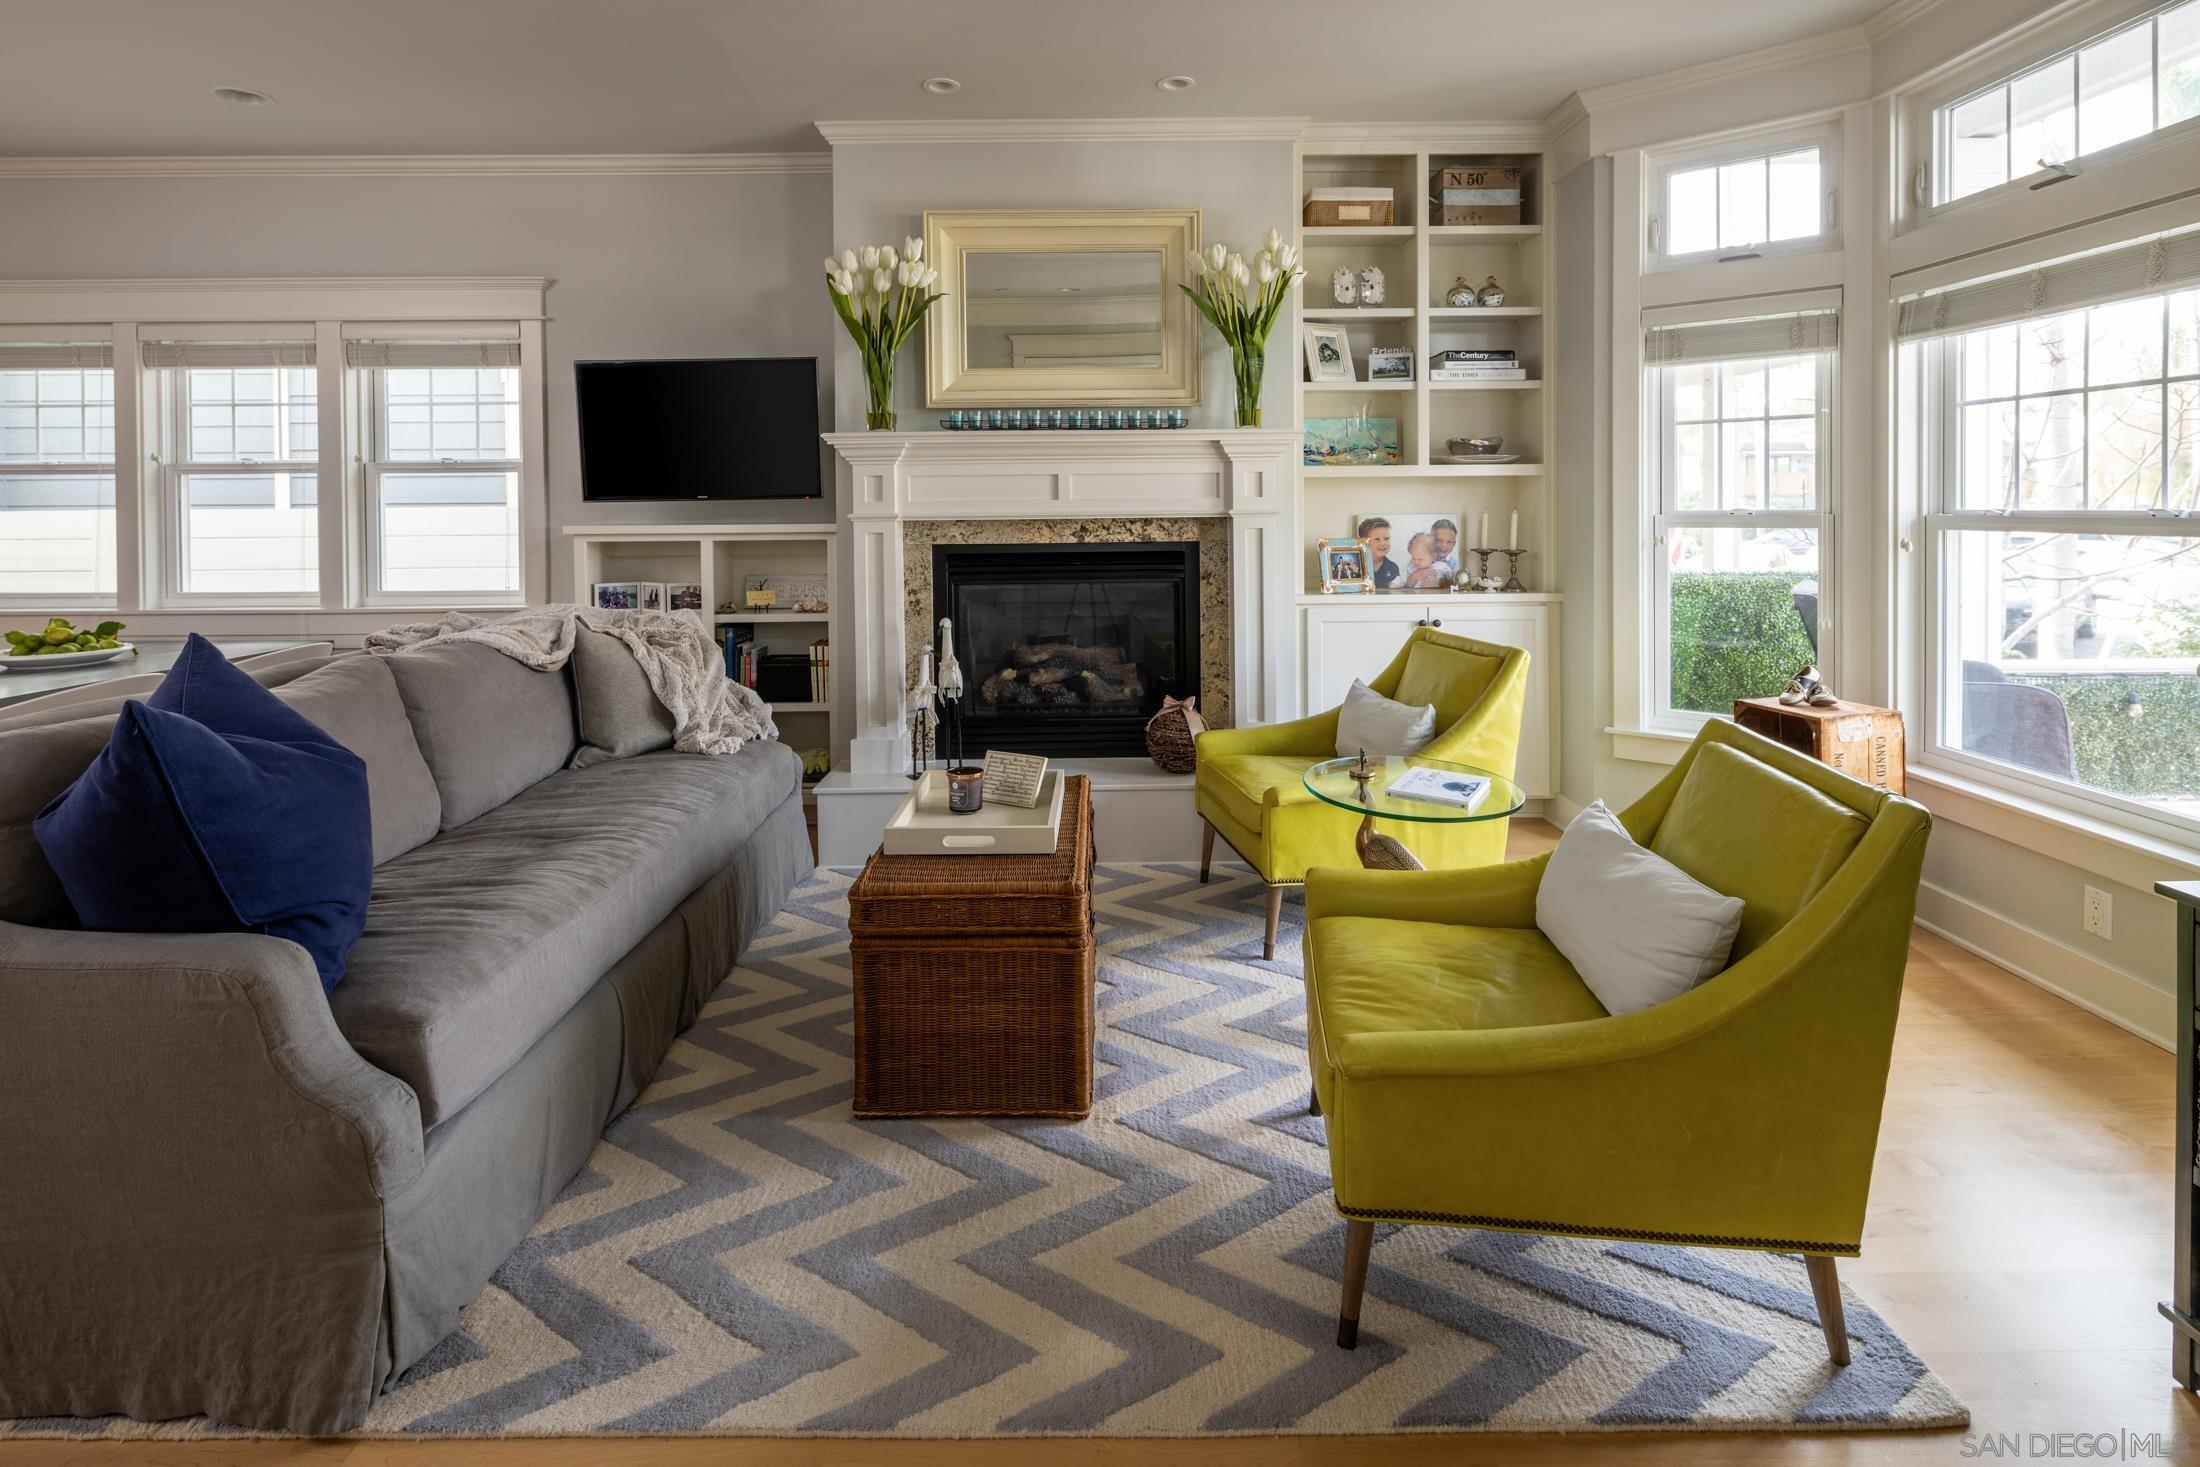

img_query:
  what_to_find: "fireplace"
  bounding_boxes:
[931,542,1201,758]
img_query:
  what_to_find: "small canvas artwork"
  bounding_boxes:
[1304,415,1402,468]
[1350,511,1464,590]
[592,582,639,610]
[667,582,704,612]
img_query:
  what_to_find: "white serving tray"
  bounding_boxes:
[0,642,135,671]
[882,769,1067,856]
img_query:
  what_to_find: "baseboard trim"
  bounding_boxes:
[1914,880,2173,1051]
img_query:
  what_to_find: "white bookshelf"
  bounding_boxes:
[1293,135,1563,797]
[565,522,839,766]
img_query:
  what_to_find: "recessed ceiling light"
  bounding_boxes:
[1058,286,1082,294]
[211,86,274,106]
[921,77,961,95]
[1156,75,1196,92]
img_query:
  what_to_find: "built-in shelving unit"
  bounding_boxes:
[565,522,839,791]
[1293,133,1563,797]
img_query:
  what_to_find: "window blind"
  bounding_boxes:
[1895,226,2200,340]
[343,340,522,369]
[141,341,315,368]
[0,342,115,369]
[1643,309,1838,365]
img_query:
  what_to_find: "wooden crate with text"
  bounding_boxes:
[1732,697,1906,795]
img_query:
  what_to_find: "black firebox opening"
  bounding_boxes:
[931,541,1200,759]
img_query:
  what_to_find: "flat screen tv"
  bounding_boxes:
[576,356,820,501]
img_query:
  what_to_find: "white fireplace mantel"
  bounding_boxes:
[824,428,1299,775]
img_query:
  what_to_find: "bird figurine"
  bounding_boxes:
[936,617,967,767]
[907,646,938,779]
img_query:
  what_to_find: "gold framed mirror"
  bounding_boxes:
[923,208,1203,408]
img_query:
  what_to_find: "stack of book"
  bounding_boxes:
[718,624,831,705]
[1431,349,1525,382]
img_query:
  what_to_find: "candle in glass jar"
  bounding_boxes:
[1509,510,1520,548]
[1479,511,1490,547]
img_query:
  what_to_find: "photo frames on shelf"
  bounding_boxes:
[1367,346,1414,381]
[1303,323,1354,383]
[592,582,639,611]
[1350,511,1464,590]
[1318,536,1373,595]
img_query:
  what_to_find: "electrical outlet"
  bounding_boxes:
[2084,885,2113,940]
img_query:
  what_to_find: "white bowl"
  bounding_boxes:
[0,642,136,671]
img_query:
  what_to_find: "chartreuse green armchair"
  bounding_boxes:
[1195,627,1528,959]
[1303,720,1931,1364]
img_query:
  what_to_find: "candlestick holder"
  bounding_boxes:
[1498,549,1527,593]
[1453,548,1495,592]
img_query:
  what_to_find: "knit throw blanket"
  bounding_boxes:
[366,605,778,755]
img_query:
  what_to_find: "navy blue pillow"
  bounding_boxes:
[34,634,373,991]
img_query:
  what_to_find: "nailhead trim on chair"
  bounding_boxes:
[1334,1201,1862,1257]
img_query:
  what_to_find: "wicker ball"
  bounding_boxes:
[1144,696,1206,774]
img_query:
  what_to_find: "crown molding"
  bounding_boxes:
[0,153,831,179]
[1572,27,1871,115]
[814,117,1308,145]
[1860,0,1958,45]
[1298,120,1548,151]
[1543,94,1592,138]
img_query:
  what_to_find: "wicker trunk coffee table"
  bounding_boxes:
[848,774,1095,1118]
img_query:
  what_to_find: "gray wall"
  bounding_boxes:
[0,170,837,602]
[826,138,1298,430]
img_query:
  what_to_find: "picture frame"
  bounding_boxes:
[1367,346,1414,382]
[667,581,704,612]
[1351,512,1464,591]
[592,581,639,611]
[1303,324,1354,383]
[637,582,668,613]
[1318,537,1373,595]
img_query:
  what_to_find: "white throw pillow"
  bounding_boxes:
[1535,800,1744,1016]
[1333,679,1438,757]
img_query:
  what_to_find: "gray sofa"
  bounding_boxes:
[0,642,812,1433]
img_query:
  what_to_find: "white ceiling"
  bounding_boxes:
[0,0,1890,158]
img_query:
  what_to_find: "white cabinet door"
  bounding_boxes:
[1301,599,1557,797]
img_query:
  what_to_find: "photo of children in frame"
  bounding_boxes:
[1353,512,1464,590]
[1318,537,1372,594]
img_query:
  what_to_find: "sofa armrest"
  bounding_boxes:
[0,920,424,1429]
[0,919,422,1192]
[1304,852,1548,927]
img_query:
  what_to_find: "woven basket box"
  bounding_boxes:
[1304,189,1396,227]
[848,775,1096,1117]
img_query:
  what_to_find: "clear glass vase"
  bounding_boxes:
[1233,349,1264,428]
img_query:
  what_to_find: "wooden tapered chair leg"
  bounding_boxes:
[1199,820,1215,884]
[1805,1254,1851,1366]
[1263,884,1284,960]
[1337,1219,1375,1348]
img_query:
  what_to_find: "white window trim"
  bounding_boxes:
[154,350,321,608]
[1896,0,2200,234]
[1644,121,1841,273]
[359,367,525,609]
[0,327,120,610]
[1912,319,2200,848]
[1644,345,1839,736]
[0,278,546,632]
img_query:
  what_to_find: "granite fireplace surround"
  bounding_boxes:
[902,517,1233,735]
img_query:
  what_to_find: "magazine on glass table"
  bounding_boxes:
[1385,766,1491,810]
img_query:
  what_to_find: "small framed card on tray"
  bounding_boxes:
[982,749,1049,809]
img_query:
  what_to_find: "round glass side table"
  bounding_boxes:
[1303,753,1527,871]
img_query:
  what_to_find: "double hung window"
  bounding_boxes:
[0,342,117,602]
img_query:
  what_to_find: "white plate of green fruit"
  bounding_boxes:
[1,619,134,670]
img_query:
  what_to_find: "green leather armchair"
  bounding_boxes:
[1195,627,1528,959]
[1302,720,1931,1363]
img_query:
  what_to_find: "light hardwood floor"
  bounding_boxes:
[13,822,2195,1466]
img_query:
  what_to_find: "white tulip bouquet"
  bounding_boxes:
[824,238,943,430]
[1182,229,1304,427]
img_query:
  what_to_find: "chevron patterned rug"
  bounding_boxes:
[19,865,1967,1440]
